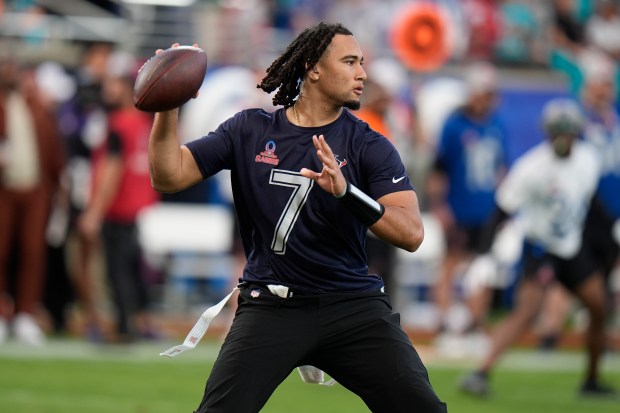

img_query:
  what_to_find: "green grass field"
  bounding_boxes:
[1,338,619,413]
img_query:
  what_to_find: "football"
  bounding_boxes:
[133,45,208,112]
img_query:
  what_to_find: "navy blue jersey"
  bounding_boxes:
[186,108,413,294]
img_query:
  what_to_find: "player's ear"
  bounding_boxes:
[304,63,319,79]
[308,68,320,81]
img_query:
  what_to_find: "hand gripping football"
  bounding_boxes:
[133,45,207,112]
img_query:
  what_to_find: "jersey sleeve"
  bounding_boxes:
[184,111,242,178]
[582,142,602,191]
[360,132,414,200]
[495,152,532,214]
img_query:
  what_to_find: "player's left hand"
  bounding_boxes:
[300,134,347,197]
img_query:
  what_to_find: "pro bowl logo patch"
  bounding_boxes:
[250,289,261,298]
[255,140,280,166]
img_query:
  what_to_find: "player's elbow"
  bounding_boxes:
[150,175,182,194]
[387,220,424,252]
[401,224,424,252]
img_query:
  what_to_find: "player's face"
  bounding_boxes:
[315,34,367,110]
[587,79,616,107]
[468,90,497,117]
[550,133,576,158]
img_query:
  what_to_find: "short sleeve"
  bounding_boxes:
[185,111,242,178]
[361,133,414,200]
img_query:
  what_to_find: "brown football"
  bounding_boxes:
[133,46,207,112]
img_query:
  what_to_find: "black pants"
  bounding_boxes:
[196,285,447,413]
[102,221,149,336]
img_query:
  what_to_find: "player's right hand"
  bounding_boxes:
[300,135,347,197]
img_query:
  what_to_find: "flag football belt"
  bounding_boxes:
[159,284,336,386]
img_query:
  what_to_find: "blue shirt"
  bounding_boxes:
[582,107,620,220]
[186,108,413,294]
[435,108,509,226]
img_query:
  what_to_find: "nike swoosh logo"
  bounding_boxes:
[392,176,405,184]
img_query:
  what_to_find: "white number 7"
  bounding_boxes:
[269,169,314,255]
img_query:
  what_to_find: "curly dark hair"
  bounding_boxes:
[257,22,353,107]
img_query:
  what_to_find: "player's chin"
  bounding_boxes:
[343,99,361,110]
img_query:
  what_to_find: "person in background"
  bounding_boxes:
[427,61,509,335]
[32,60,79,336]
[579,53,620,336]
[585,0,620,61]
[0,56,65,345]
[56,42,112,341]
[459,98,614,397]
[353,78,399,295]
[78,51,160,343]
[533,52,620,352]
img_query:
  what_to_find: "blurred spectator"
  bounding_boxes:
[362,57,431,202]
[353,78,400,295]
[579,52,620,323]
[426,61,510,334]
[56,41,112,341]
[20,3,47,46]
[354,78,393,141]
[551,0,587,52]
[354,57,428,296]
[494,0,542,66]
[459,97,613,397]
[0,56,65,346]
[548,0,590,95]
[32,61,77,335]
[461,0,502,61]
[585,0,620,60]
[78,51,160,343]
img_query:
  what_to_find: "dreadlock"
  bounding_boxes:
[257,22,353,108]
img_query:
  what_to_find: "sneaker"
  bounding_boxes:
[85,324,106,344]
[538,334,559,351]
[13,313,46,346]
[580,380,617,398]
[0,317,7,344]
[459,371,490,397]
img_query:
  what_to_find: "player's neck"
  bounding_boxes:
[290,96,343,127]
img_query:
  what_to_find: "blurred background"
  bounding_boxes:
[0,0,619,410]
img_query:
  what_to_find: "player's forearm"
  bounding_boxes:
[369,191,424,252]
[371,206,424,252]
[149,109,184,192]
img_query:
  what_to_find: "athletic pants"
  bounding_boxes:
[102,221,149,336]
[195,284,448,413]
[0,186,50,315]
